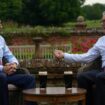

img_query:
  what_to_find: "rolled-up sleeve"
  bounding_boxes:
[64,42,100,63]
[2,37,19,65]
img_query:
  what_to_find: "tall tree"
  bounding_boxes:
[21,0,85,25]
[0,0,22,21]
[82,3,105,20]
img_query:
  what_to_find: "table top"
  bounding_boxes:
[23,87,86,96]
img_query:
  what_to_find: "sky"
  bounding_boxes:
[84,0,105,5]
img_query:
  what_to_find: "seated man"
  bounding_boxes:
[54,15,105,105]
[0,35,37,105]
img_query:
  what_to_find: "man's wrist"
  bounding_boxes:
[13,63,18,68]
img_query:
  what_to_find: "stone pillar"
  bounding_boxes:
[33,37,43,59]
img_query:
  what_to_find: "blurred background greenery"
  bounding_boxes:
[0,0,104,26]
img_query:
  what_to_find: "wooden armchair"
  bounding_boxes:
[8,67,30,105]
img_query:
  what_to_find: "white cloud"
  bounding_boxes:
[84,0,105,5]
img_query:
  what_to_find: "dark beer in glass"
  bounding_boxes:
[64,71,73,88]
[39,71,47,89]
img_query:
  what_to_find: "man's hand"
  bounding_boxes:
[9,63,17,70]
[54,50,64,59]
[3,63,17,75]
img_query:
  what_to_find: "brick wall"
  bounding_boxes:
[5,31,103,53]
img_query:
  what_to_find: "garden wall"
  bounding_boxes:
[4,30,103,53]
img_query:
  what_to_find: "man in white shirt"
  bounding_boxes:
[0,35,37,105]
[54,16,105,105]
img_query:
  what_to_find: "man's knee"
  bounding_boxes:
[28,75,35,82]
[25,75,36,88]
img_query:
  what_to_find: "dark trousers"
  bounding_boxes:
[0,72,37,105]
[77,69,105,105]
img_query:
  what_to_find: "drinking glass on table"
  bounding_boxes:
[64,71,73,89]
[39,71,48,89]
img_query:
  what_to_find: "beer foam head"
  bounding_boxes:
[39,71,47,75]
[64,71,73,75]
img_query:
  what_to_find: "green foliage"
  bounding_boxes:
[13,51,34,60]
[0,0,22,21]
[20,0,83,25]
[63,20,101,28]
[86,20,101,28]
[1,20,102,38]
[82,3,105,20]
[0,0,104,26]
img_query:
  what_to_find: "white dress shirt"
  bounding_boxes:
[64,36,105,68]
[0,35,19,71]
